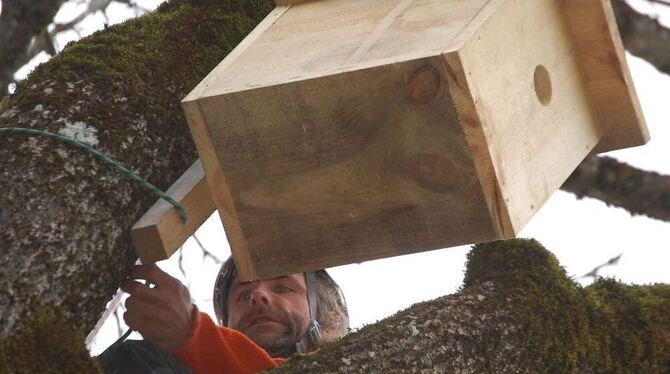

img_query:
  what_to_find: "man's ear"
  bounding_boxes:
[319,311,345,342]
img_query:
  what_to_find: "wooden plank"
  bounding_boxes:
[275,0,317,5]
[180,0,648,280]
[131,160,215,263]
[442,52,513,239]
[563,0,649,153]
[183,5,290,104]
[201,0,493,99]
[457,0,603,234]
[193,56,496,281]
[181,99,255,277]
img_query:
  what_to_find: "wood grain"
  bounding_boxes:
[563,0,650,153]
[202,0,493,98]
[181,0,648,280]
[457,0,604,234]
[131,160,215,263]
[195,57,495,280]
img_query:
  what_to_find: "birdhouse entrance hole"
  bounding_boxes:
[534,64,552,106]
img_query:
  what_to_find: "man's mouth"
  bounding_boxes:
[247,315,279,328]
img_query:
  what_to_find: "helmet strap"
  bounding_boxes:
[295,271,320,353]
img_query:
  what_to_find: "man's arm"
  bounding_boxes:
[122,264,284,373]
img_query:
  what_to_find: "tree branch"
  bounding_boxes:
[561,156,670,222]
[271,240,670,372]
[0,0,147,98]
[0,0,65,97]
[612,0,670,74]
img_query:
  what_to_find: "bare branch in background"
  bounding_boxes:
[581,253,623,279]
[0,0,65,97]
[613,0,670,74]
[561,156,670,222]
[193,234,223,264]
[645,0,670,8]
[0,0,149,97]
[51,0,113,34]
[177,246,192,290]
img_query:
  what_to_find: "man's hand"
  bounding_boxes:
[121,264,195,352]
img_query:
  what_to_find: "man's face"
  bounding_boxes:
[226,273,310,357]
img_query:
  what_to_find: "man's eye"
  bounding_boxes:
[237,292,251,302]
[275,286,292,293]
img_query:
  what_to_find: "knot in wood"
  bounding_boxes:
[407,65,442,105]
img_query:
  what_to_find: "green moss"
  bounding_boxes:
[0,305,100,373]
[271,239,670,372]
[464,239,670,371]
[586,279,670,371]
[463,238,570,289]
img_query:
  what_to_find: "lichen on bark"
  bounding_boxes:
[270,239,670,373]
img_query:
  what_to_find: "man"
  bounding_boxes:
[99,257,349,373]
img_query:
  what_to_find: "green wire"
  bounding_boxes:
[0,127,187,223]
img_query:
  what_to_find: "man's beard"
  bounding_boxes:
[235,305,306,358]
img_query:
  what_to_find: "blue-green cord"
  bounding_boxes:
[0,127,187,223]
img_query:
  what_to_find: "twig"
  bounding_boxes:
[645,0,670,7]
[581,253,623,279]
[177,246,192,290]
[192,234,223,263]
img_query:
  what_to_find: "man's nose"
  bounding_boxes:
[250,289,270,306]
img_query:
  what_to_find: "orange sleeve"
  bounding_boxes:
[171,310,285,374]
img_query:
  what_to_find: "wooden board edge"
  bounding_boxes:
[182,5,291,103]
[131,225,168,264]
[441,51,515,239]
[131,160,216,263]
[448,0,506,52]
[563,0,650,153]
[181,99,258,280]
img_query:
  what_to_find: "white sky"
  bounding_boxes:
[6,0,669,356]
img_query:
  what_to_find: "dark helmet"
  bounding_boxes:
[212,257,348,353]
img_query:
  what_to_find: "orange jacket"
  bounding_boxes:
[171,311,285,374]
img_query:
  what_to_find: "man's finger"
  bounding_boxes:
[122,307,169,344]
[121,279,161,302]
[129,263,173,288]
[124,294,156,315]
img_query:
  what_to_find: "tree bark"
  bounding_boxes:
[0,0,669,372]
[562,156,670,222]
[611,0,670,75]
[0,0,275,370]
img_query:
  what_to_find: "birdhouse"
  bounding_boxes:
[181,0,648,280]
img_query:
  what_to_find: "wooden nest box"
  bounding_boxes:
[181,0,648,280]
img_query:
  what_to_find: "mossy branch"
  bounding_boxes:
[270,239,670,373]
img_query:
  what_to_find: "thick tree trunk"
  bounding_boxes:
[0,0,275,370]
[271,240,670,373]
[0,0,669,372]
